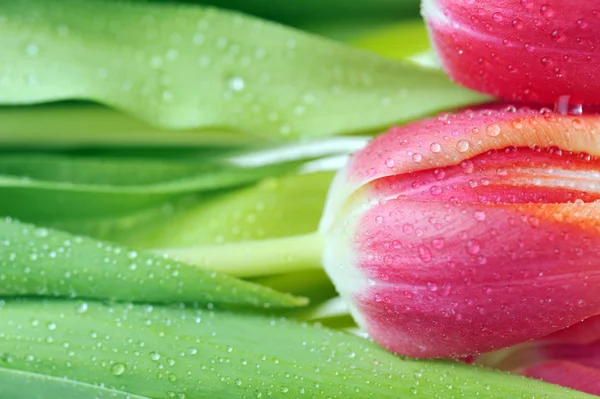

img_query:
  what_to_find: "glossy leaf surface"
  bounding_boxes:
[0,0,486,141]
[0,218,306,308]
[0,299,591,399]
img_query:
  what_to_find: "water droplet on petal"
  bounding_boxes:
[486,124,501,137]
[430,142,442,153]
[467,240,481,254]
[418,246,433,263]
[457,140,470,152]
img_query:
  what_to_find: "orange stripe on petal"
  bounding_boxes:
[349,106,600,189]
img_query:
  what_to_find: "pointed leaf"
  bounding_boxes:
[0,218,306,308]
[0,103,258,149]
[0,299,592,399]
[0,0,486,141]
[0,154,300,220]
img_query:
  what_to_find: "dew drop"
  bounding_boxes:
[412,153,423,163]
[430,142,442,153]
[197,56,211,68]
[187,347,198,355]
[427,282,438,292]
[193,33,205,46]
[457,140,470,152]
[432,238,445,249]
[26,43,39,57]
[486,124,501,137]
[150,56,163,68]
[418,245,433,263]
[227,76,245,92]
[166,49,179,61]
[572,119,584,129]
[430,186,442,196]
[467,240,481,255]
[76,302,88,314]
[111,363,126,376]
[540,4,554,17]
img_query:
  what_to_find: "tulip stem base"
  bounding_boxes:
[156,232,325,278]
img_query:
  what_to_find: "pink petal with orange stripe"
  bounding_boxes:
[320,105,600,358]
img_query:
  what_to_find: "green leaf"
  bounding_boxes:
[352,20,432,61]
[0,218,306,308]
[0,299,592,399]
[0,367,150,399]
[0,0,487,141]
[45,171,335,278]
[0,153,300,220]
[0,103,258,149]
[251,269,338,305]
[186,0,420,24]
[30,169,336,280]
[118,171,335,248]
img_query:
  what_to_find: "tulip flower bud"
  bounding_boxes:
[319,105,600,358]
[422,0,600,104]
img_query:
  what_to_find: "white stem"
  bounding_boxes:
[302,297,350,321]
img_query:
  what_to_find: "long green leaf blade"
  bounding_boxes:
[0,103,256,148]
[0,218,306,308]
[0,367,150,399]
[0,0,487,140]
[0,299,592,399]
[0,154,299,220]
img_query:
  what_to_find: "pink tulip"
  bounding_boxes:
[422,0,600,104]
[320,104,600,358]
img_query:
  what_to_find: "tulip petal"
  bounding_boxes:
[320,105,600,232]
[344,199,600,357]
[545,315,600,345]
[422,0,600,104]
[522,361,600,396]
[350,106,600,187]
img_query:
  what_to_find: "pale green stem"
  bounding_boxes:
[343,327,369,339]
[300,296,350,321]
[156,232,325,278]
